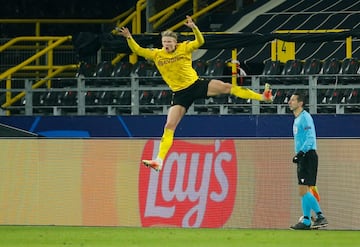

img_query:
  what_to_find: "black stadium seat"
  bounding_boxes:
[193,59,207,77]
[260,60,282,85]
[300,58,322,84]
[133,61,157,86]
[154,90,172,105]
[302,58,321,74]
[139,90,154,105]
[76,62,96,78]
[280,59,303,84]
[272,89,286,104]
[111,61,133,86]
[59,90,77,106]
[205,59,225,77]
[338,58,360,84]
[93,61,113,77]
[318,58,341,84]
[92,61,114,87]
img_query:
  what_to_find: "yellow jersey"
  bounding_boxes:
[126,27,205,92]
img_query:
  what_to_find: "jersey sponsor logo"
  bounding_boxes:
[139,139,237,227]
[157,55,189,66]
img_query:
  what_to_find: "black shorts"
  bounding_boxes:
[171,78,210,110]
[297,150,318,186]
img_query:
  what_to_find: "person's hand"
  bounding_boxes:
[114,27,132,39]
[184,15,196,29]
[292,151,305,164]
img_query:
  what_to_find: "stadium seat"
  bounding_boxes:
[154,90,172,105]
[75,63,96,89]
[205,59,225,77]
[319,87,341,113]
[193,59,207,77]
[93,61,113,77]
[272,89,286,104]
[60,90,77,106]
[38,91,61,106]
[209,95,229,104]
[260,60,282,85]
[346,88,359,104]
[92,61,114,87]
[76,62,96,78]
[328,89,342,104]
[118,90,131,105]
[319,88,335,104]
[97,91,111,105]
[88,61,132,106]
[151,68,166,86]
[338,58,360,84]
[85,91,101,105]
[300,58,322,84]
[109,90,131,105]
[344,88,360,113]
[280,59,303,84]
[283,89,296,104]
[228,97,251,114]
[340,89,352,104]
[302,58,321,74]
[133,61,157,86]
[318,58,341,84]
[111,61,133,86]
[139,90,154,105]
[31,92,43,106]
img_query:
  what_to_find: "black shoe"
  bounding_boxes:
[312,215,328,229]
[290,222,311,230]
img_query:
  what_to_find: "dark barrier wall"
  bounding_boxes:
[0,115,359,138]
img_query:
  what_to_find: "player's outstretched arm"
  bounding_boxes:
[184,15,204,49]
[115,27,155,60]
[184,15,197,29]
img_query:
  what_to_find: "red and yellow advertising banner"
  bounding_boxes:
[0,139,359,229]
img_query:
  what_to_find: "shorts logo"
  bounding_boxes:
[139,139,237,228]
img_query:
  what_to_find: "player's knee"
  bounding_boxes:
[224,84,232,94]
[219,81,232,94]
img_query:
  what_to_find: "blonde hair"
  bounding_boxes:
[161,30,178,41]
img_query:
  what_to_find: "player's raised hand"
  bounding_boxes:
[184,15,196,29]
[115,27,132,39]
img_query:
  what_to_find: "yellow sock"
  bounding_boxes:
[230,85,263,101]
[157,128,174,161]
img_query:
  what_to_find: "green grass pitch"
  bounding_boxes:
[0,226,359,247]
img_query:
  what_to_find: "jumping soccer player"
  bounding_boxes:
[116,15,273,172]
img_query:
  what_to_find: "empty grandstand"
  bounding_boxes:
[0,0,359,116]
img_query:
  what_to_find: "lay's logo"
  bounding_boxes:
[139,139,237,228]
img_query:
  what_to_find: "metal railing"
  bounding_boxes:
[1,74,359,116]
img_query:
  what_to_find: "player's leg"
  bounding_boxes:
[142,105,186,172]
[158,105,185,161]
[207,79,272,101]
